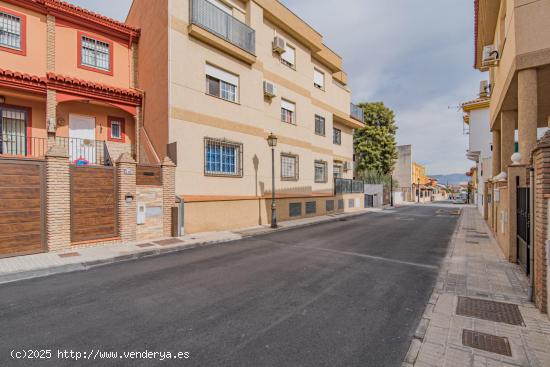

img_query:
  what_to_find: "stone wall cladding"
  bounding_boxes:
[45,146,71,252]
[46,15,55,72]
[161,157,176,237]
[532,133,550,313]
[106,141,132,163]
[136,186,164,240]
[116,154,137,243]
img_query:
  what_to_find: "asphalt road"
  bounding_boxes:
[0,204,460,367]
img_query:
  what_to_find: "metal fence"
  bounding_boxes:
[0,134,47,158]
[191,0,256,55]
[335,178,364,194]
[55,137,108,166]
[350,103,365,123]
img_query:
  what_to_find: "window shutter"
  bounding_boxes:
[282,45,295,65]
[281,100,295,112]
[205,64,239,87]
[314,69,324,88]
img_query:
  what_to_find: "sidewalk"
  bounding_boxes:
[0,208,380,285]
[404,206,550,367]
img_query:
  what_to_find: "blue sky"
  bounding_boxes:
[67,0,483,175]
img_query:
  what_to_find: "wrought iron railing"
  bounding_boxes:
[0,134,47,158]
[55,137,107,166]
[350,103,365,123]
[335,178,364,194]
[190,0,256,55]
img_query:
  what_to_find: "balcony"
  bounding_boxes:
[350,103,365,123]
[190,0,256,62]
[334,178,364,194]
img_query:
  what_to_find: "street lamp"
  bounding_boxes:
[267,133,278,228]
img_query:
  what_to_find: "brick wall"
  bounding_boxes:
[161,157,176,237]
[116,153,137,243]
[45,146,71,252]
[46,15,55,72]
[532,132,550,313]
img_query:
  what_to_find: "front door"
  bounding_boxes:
[69,115,96,164]
[0,106,28,156]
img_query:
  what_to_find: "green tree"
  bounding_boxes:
[354,102,398,175]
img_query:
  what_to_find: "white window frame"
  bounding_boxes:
[315,115,325,136]
[110,120,122,140]
[206,0,232,14]
[281,99,296,124]
[314,69,325,90]
[205,64,239,103]
[333,128,342,145]
[281,153,299,181]
[315,160,328,183]
[81,36,111,71]
[0,11,22,50]
[281,43,296,68]
[333,164,342,179]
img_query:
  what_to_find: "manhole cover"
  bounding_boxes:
[457,297,524,326]
[154,238,184,246]
[462,330,512,356]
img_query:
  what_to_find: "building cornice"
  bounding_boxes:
[0,68,47,95]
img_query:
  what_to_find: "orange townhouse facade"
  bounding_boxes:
[0,0,145,164]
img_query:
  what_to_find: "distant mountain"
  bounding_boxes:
[430,174,469,186]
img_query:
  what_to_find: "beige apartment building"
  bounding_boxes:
[127,0,365,233]
[474,0,550,313]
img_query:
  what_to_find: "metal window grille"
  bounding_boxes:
[334,178,364,194]
[204,137,243,177]
[81,36,110,70]
[190,0,255,55]
[326,200,334,212]
[315,115,325,136]
[338,199,344,210]
[111,121,121,139]
[289,203,302,217]
[281,153,298,180]
[333,128,342,145]
[0,107,27,156]
[305,201,316,214]
[348,199,355,208]
[206,75,237,102]
[314,160,327,183]
[0,11,21,50]
[333,164,342,179]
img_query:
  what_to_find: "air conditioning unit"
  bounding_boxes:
[272,37,285,54]
[482,45,500,67]
[343,161,352,171]
[263,81,277,98]
[479,80,490,98]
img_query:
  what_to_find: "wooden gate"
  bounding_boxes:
[71,165,117,243]
[0,159,45,258]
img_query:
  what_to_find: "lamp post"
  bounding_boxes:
[267,133,278,228]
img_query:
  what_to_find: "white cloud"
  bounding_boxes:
[67,0,484,174]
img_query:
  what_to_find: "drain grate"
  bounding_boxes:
[466,240,479,244]
[154,238,184,246]
[462,329,512,356]
[457,297,524,326]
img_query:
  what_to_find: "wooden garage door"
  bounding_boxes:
[0,160,45,258]
[71,165,117,243]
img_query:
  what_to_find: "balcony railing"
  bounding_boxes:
[0,135,47,158]
[55,137,109,166]
[190,0,256,55]
[335,178,364,194]
[350,103,365,123]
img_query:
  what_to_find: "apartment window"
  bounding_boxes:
[0,10,23,51]
[281,43,296,68]
[315,160,327,183]
[281,99,295,124]
[206,64,239,103]
[314,69,325,90]
[204,137,242,177]
[315,115,325,136]
[333,128,342,145]
[80,34,111,72]
[333,164,342,179]
[108,117,125,142]
[281,153,298,181]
